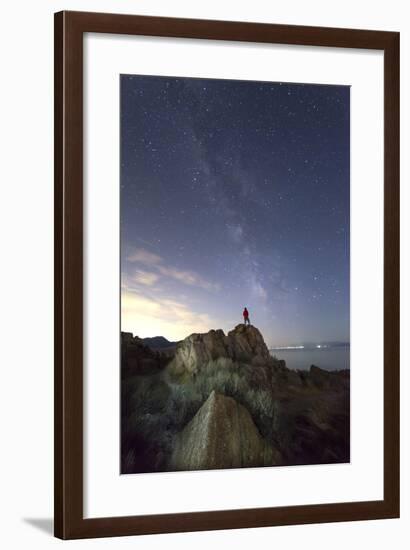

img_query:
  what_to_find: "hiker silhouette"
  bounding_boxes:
[243,307,251,326]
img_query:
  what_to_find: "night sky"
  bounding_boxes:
[120,75,350,347]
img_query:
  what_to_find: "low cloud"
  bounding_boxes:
[126,247,220,292]
[127,248,162,265]
[121,290,214,341]
[157,265,219,291]
[133,270,159,286]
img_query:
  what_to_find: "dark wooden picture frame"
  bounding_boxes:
[54,10,400,539]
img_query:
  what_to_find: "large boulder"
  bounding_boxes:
[170,390,280,471]
[167,324,272,376]
[227,324,271,364]
[169,329,230,375]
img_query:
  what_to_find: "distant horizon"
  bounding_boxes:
[121,326,350,351]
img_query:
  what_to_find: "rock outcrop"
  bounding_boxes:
[121,325,350,474]
[171,390,279,471]
[167,324,274,376]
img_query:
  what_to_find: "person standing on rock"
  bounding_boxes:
[243,307,251,326]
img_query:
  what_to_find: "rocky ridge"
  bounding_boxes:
[167,324,278,376]
[171,390,279,470]
[121,324,350,474]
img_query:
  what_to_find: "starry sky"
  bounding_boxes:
[120,75,350,347]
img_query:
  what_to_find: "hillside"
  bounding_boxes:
[121,324,349,474]
[141,335,179,351]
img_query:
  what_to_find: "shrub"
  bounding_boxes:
[122,359,280,472]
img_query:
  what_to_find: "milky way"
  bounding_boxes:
[120,75,350,346]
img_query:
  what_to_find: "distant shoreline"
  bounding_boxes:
[270,345,350,371]
[270,343,350,351]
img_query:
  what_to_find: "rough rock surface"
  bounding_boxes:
[170,390,279,471]
[167,324,273,376]
[121,325,350,474]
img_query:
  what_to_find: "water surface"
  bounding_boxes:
[270,346,350,371]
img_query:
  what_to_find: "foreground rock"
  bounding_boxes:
[171,390,280,471]
[121,325,350,474]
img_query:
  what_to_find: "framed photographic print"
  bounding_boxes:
[54,11,400,539]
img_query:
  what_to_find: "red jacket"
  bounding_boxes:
[243,308,249,318]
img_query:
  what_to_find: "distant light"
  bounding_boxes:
[271,345,305,350]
